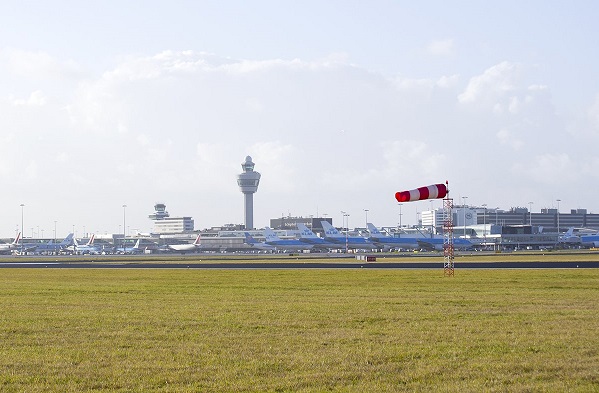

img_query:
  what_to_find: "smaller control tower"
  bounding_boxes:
[148,203,170,220]
[237,156,261,229]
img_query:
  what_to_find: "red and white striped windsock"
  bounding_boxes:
[395,183,448,203]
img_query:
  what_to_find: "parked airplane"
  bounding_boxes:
[167,234,203,253]
[367,223,473,251]
[0,233,21,254]
[367,223,420,250]
[243,232,276,251]
[119,239,143,254]
[296,224,340,249]
[320,221,374,249]
[558,227,580,244]
[579,232,599,248]
[33,233,75,254]
[67,234,100,255]
[416,236,473,251]
[262,227,313,251]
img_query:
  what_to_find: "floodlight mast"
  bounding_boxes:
[443,183,454,277]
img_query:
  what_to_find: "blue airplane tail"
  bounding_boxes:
[244,232,260,245]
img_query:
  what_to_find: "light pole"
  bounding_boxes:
[123,204,127,252]
[344,213,350,253]
[429,200,434,234]
[556,199,561,238]
[462,196,468,237]
[482,204,487,245]
[528,202,533,226]
[20,204,24,255]
[54,221,57,243]
[397,203,403,232]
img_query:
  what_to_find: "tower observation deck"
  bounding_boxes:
[237,156,261,229]
[148,203,170,220]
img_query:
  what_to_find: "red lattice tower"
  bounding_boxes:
[443,197,454,277]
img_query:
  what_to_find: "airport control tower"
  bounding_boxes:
[237,156,261,229]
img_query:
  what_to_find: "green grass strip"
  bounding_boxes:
[0,269,598,392]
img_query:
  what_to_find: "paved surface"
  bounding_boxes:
[1,261,598,269]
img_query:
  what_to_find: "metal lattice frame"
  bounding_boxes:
[443,197,454,276]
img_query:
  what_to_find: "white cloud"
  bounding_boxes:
[249,141,296,193]
[520,153,578,184]
[393,76,435,92]
[1,49,598,233]
[136,134,150,146]
[55,152,69,163]
[589,94,599,132]
[4,48,82,80]
[24,160,38,181]
[427,39,455,56]
[496,128,524,150]
[437,74,459,89]
[12,90,47,106]
[458,61,518,105]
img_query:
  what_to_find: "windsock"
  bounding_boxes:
[395,183,448,203]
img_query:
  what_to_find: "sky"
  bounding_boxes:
[2,1,599,238]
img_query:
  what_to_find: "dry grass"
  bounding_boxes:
[0,268,598,392]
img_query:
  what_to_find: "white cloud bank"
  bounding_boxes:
[1,50,599,234]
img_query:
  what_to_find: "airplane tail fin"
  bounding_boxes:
[61,233,74,246]
[558,227,575,241]
[367,223,383,237]
[86,234,95,246]
[244,232,259,245]
[133,239,141,249]
[193,234,201,246]
[263,228,280,242]
[321,221,342,237]
[12,232,21,245]
[297,224,318,238]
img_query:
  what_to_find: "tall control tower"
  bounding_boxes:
[237,156,261,229]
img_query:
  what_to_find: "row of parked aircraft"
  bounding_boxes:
[0,231,206,255]
[244,222,599,252]
[243,221,474,252]
[3,222,599,255]
[0,233,145,255]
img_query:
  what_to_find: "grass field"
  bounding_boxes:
[1,267,598,392]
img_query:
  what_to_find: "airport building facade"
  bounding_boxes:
[422,206,599,234]
[149,203,195,234]
[269,216,333,234]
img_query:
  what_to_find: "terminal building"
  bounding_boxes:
[421,206,599,234]
[269,216,332,234]
[149,203,194,234]
[419,205,599,250]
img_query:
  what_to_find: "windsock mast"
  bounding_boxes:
[442,181,454,277]
[394,181,454,276]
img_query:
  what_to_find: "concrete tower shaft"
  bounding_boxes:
[237,156,261,229]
